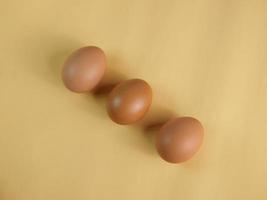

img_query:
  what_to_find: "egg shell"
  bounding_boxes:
[62,46,106,93]
[107,79,152,125]
[156,117,204,163]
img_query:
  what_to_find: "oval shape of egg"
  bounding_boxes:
[107,79,152,125]
[156,117,204,163]
[62,46,106,93]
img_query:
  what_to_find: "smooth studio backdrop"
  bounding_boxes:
[0,0,267,199]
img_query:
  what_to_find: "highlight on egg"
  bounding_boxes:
[155,117,204,163]
[106,79,153,125]
[62,46,106,93]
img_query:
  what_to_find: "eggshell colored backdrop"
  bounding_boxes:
[0,0,267,199]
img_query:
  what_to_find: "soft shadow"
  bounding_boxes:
[81,63,128,121]
[92,67,127,97]
[139,106,175,132]
[134,106,176,154]
[83,55,128,118]
[45,39,176,156]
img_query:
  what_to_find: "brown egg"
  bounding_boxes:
[156,117,204,163]
[107,79,152,125]
[62,46,106,93]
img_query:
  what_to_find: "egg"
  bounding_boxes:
[107,79,152,125]
[62,46,106,93]
[155,117,204,163]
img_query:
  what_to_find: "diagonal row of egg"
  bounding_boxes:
[62,46,204,164]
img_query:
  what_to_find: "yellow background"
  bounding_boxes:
[1,0,267,199]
